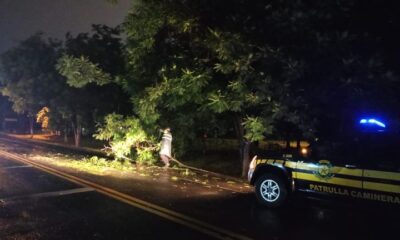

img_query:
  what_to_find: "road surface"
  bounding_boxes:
[0,154,232,239]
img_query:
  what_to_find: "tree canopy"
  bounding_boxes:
[120,0,399,174]
[0,33,63,134]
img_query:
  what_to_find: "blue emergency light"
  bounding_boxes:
[359,118,386,128]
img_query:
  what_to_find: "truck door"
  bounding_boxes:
[295,139,363,201]
[359,135,400,206]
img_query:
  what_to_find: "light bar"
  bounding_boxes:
[359,118,386,128]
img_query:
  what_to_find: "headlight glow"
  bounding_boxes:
[249,155,257,170]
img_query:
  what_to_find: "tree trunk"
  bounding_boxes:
[74,127,81,147]
[232,114,252,178]
[241,140,252,178]
[233,115,244,140]
[28,116,34,136]
[233,113,244,160]
[71,115,82,147]
[64,125,68,143]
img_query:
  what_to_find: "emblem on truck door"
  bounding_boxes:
[314,160,334,180]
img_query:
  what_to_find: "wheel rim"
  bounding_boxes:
[260,179,280,202]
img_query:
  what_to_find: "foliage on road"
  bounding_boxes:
[94,114,159,164]
[0,139,250,192]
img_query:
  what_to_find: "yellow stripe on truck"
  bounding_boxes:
[331,167,363,177]
[364,170,400,181]
[295,172,363,189]
[284,161,297,168]
[274,160,285,165]
[296,163,363,177]
[364,181,400,194]
[256,159,276,165]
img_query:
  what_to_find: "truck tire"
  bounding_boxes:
[255,173,288,208]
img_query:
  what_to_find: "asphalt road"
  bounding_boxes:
[0,156,220,240]
[0,139,399,240]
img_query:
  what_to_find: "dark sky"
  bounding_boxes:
[0,0,132,53]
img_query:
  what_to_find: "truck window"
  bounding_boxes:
[359,134,400,172]
[309,138,361,166]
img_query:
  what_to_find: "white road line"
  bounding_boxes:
[1,187,94,202]
[0,165,33,170]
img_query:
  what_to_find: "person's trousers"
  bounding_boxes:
[160,154,170,166]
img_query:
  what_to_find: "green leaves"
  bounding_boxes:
[207,91,230,113]
[95,113,158,164]
[0,34,62,115]
[57,55,112,88]
[242,117,268,142]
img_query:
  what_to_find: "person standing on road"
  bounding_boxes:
[159,128,172,168]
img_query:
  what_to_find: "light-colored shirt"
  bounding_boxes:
[159,132,172,157]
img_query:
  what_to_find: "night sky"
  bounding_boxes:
[0,0,132,53]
